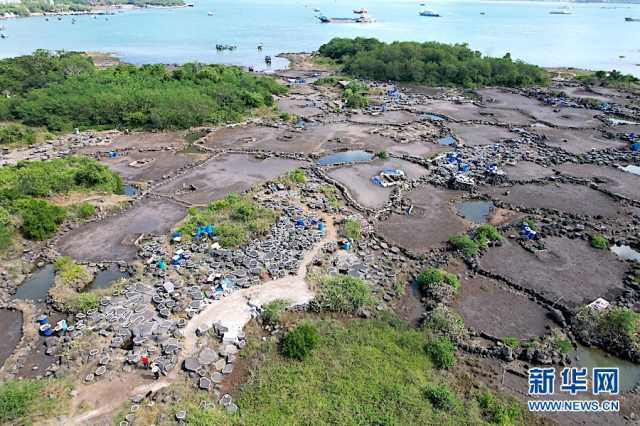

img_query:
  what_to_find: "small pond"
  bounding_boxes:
[456,200,494,224]
[14,264,55,301]
[572,344,640,393]
[85,265,130,291]
[437,136,457,146]
[620,165,640,176]
[423,113,445,122]
[317,150,374,166]
[611,245,640,262]
[123,183,139,197]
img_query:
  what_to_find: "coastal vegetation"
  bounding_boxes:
[0,378,72,424]
[0,0,185,17]
[577,69,639,87]
[232,318,529,425]
[280,323,319,360]
[0,156,122,245]
[318,37,549,87]
[417,267,460,293]
[179,193,277,248]
[0,50,285,132]
[309,275,373,314]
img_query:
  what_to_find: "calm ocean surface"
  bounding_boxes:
[1,0,639,74]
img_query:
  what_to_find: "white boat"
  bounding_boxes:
[419,9,440,17]
[207,11,213,16]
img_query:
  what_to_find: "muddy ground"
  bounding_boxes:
[479,237,628,307]
[57,198,186,261]
[447,123,515,146]
[485,182,622,217]
[556,163,640,201]
[326,158,429,209]
[155,154,306,205]
[376,186,468,252]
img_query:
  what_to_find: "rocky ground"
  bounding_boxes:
[0,56,639,424]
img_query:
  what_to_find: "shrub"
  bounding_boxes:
[376,150,388,159]
[15,198,66,240]
[600,307,639,338]
[318,37,549,88]
[281,323,319,360]
[341,218,362,241]
[552,338,573,354]
[262,299,290,325]
[423,383,458,411]
[287,168,306,184]
[501,336,519,349]
[475,224,501,244]
[54,256,90,286]
[65,292,98,313]
[0,378,72,424]
[424,336,456,369]
[448,234,479,257]
[76,202,96,219]
[416,267,460,292]
[0,123,37,145]
[477,391,523,425]
[424,307,467,339]
[591,234,608,250]
[215,222,247,248]
[310,275,373,314]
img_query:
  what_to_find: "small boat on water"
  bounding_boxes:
[625,17,640,22]
[313,8,321,12]
[0,33,7,39]
[353,8,368,14]
[207,11,213,16]
[550,6,572,15]
[319,14,375,23]
[419,9,440,17]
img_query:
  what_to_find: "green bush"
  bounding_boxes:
[423,383,458,411]
[286,168,306,184]
[591,234,608,250]
[3,53,285,131]
[424,307,467,339]
[215,222,247,248]
[552,338,573,354]
[76,202,96,219]
[501,336,519,349]
[341,218,362,241]
[318,37,549,87]
[0,378,71,424]
[262,299,290,325]
[310,275,373,314]
[281,323,319,360]
[477,391,523,425]
[65,292,98,313]
[424,336,456,369]
[600,307,639,338]
[0,123,37,145]
[15,198,65,240]
[448,234,479,257]
[376,150,388,159]
[417,267,460,292]
[475,224,501,244]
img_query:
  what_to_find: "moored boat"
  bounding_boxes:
[625,17,640,22]
[419,9,440,17]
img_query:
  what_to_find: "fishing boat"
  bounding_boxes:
[313,8,320,12]
[550,6,572,15]
[0,33,8,39]
[207,11,213,16]
[319,15,374,23]
[625,17,640,22]
[419,9,440,17]
[353,8,368,14]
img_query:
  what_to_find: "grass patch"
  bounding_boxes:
[501,336,519,349]
[424,336,457,369]
[424,382,459,411]
[309,274,373,314]
[477,391,524,425]
[417,267,460,293]
[340,218,362,241]
[261,299,290,325]
[179,193,277,248]
[552,337,573,354]
[590,234,608,250]
[283,168,306,185]
[0,378,72,425]
[319,185,340,208]
[281,323,319,360]
[448,234,480,257]
[49,256,96,312]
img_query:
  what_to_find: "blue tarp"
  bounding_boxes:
[108,151,118,158]
[340,240,352,250]
[447,152,460,164]
[195,224,215,239]
[371,176,384,186]
[295,218,305,227]
[157,259,167,270]
[631,143,640,152]
[458,163,470,172]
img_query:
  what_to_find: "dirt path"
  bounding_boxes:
[61,214,335,425]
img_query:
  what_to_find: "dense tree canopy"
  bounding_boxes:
[0,51,286,131]
[318,37,549,87]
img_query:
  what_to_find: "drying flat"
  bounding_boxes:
[479,238,627,307]
[57,198,186,261]
[556,163,640,201]
[326,159,429,209]
[100,150,206,182]
[155,154,305,205]
[532,125,627,153]
[452,272,554,340]
[376,186,467,251]
[348,110,420,125]
[448,123,514,146]
[388,142,449,158]
[503,161,555,181]
[486,183,619,217]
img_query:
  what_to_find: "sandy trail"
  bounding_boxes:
[62,214,335,425]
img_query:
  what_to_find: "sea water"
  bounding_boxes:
[1,0,640,74]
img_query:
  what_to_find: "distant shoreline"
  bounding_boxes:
[0,3,187,20]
